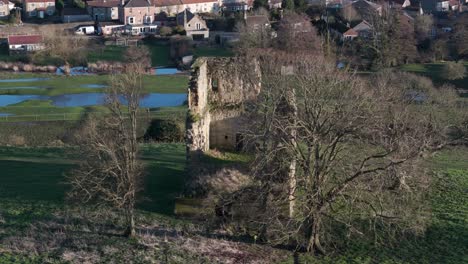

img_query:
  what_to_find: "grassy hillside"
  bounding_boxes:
[285,148,468,264]
[0,144,466,263]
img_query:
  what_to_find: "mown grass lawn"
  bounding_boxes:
[401,63,468,90]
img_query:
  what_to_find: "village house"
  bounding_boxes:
[119,0,157,35]
[268,0,281,9]
[62,7,92,22]
[176,9,209,39]
[342,20,372,40]
[0,0,14,19]
[22,0,55,18]
[222,0,253,12]
[120,0,155,25]
[342,0,382,22]
[8,34,44,54]
[86,0,120,21]
[154,0,220,16]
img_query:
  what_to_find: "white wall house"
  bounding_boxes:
[0,0,14,19]
[22,0,55,18]
[155,0,220,16]
[8,35,45,54]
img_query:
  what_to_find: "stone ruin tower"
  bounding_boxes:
[186,57,262,162]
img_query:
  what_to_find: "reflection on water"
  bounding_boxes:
[80,84,107,89]
[0,95,41,106]
[154,68,180,75]
[0,93,187,107]
[0,113,13,117]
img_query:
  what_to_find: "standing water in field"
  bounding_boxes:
[56,66,90,76]
[48,93,187,107]
[153,68,180,75]
[80,84,107,89]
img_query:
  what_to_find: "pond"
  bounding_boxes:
[80,84,107,89]
[154,68,180,75]
[0,93,187,108]
[0,113,13,117]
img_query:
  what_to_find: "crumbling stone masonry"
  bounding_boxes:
[186,57,261,160]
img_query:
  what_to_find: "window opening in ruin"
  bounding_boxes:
[212,79,219,91]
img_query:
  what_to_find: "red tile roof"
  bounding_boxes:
[8,35,43,45]
[181,0,217,3]
[153,0,217,5]
[0,0,9,5]
[153,0,180,7]
[343,28,358,37]
[87,0,120,7]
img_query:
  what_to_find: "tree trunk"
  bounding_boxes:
[124,208,136,237]
[287,86,298,218]
[305,214,325,255]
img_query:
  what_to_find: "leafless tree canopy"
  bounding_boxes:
[224,51,466,254]
[67,66,146,237]
[275,12,322,53]
[37,29,89,65]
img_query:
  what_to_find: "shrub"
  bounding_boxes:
[144,119,184,142]
[173,25,186,35]
[159,26,172,37]
[442,61,466,80]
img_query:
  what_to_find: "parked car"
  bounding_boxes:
[74,25,95,35]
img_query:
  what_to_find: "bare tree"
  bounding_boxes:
[414,14,434,42]
[36,29,89,65]
[235,19,273,54]
[234,52,466,254]
[275,12,322,54]
[442,61,466,80]
[67,57,146,237]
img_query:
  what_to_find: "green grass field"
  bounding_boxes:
[401,63,468,90]
[0,74,189,95]
[89,42,172,67]
[0,143,186,215]
[0,101,187,122]
[286,147,468,264]
[0,143,466,262]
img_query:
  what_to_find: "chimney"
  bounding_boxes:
[121,0,125,6]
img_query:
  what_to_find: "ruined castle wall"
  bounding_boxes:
[186,59,211,152]
[186,57,261,154]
